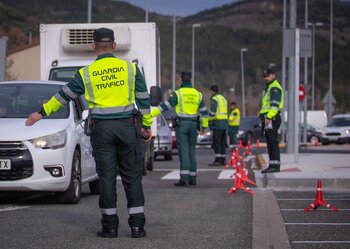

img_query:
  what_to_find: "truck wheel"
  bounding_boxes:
[89,179,100,194]
[56,150,82,204]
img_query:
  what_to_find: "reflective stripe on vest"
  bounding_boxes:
[213,94,228,120]
[260,80,284,114]
[80,57,136,115]
[175,88,202,118]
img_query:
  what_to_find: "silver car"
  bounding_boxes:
[321,114,350,145]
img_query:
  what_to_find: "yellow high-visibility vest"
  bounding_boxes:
[229,107,240,126]
[79,57,136,115]
[212,94,228,120]
[175,88,202,118]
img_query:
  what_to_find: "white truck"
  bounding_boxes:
[40,22,163,173]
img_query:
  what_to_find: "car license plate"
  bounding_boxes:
[0,159,11,170]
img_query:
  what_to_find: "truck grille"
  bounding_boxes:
[0,141,33,180]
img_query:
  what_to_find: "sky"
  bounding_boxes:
[120,0,238,17]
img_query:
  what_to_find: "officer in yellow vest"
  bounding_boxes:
[228,101,240,146]
[150,72,209,186]
[25,28,152,238]
[208,85,228,166]
[259,68,284,173]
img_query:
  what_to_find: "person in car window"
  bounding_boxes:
[25,27,152,239]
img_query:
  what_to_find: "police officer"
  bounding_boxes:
[25,27,152,238]
[259,68,284,173]
[228,101,240,146]
[208,85,228,166]
[150,71,208,186]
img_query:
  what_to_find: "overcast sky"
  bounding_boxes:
[120,0,238,17]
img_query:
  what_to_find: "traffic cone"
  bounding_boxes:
[226,148,241,168]
[227,164,254,195]
[304,180,339,212]
[241,162,256,186]
[243,141,253,157]
[255,139,260,147]
[238,139,244,149]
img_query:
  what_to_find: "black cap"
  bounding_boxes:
[93,28,115,42]
[181,71,191,78]
[210,85,219,92]
[263,68,275,77]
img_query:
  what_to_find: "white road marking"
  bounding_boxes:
[281,208,350,211]
[277,198,350,201]
[292,241,350,244]
[0,206,31,212]
[161,170,180,180]
[285,223,350,225]
[218,170,236,179]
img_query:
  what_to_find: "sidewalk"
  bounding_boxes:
[254,152,350,190]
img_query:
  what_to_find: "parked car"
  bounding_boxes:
[0,81,99,204]
[301,123,322,143]
[321,114,350,145]
[237,116,265,145]
[197,128,213,145]
[154,114,173,160]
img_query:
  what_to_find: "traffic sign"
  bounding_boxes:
[299,85,306,102]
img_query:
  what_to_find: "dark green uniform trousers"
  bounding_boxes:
[228,126,239,145]
[264,114,282,170]
[175,120,198,184]
[91,119,145,230]
[212,129,227,164]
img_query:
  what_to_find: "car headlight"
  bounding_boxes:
[30,130,67,149]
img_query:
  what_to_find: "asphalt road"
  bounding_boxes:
[1,145,349,249]
[0,147,253,249]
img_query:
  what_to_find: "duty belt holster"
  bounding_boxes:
[132,109,150,140]
[172,116,181,128]
[84,109,95,136]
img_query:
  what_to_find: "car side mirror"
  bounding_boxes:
[150,86,162,106]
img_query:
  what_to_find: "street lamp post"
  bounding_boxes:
[307,22,323,110]
[240,48,248,117]
[191,24,201,86]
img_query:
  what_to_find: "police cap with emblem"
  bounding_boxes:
[93,28,115,42]
[181,71,191,78]
[263,68,275,77]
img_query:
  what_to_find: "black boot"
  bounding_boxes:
[131,227,146,238]
[174,180,187,186]
[261,165,280,173]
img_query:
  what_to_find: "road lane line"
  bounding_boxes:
[292,241,350,244]
[0,205,30,212]
[285,223,350,225]
[161,170,180,180]
[277,198,350,201]
[281,208,350,211]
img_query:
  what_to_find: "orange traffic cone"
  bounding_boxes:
[227,164,254,195]
[304,180,339,211]
[241,162,256,186]
[243,141,253,157]
[238,139,244,149]
[255,139,260,147]
[226,148,240,168]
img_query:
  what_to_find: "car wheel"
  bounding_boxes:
[164,153,173,161]
[89,179,100,195]
[244,132,253,146]
[56,150,82,204]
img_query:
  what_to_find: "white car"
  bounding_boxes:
[0,81,99,204]
[154,114,173,161]
[321,114,350,145]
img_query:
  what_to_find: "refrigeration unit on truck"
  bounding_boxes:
[40,22,162,173]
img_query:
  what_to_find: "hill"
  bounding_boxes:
[1,0,349,114]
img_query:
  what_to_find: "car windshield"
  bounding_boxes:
[327,117,350,127]
[49,67,82,82]
[0,83,69,119]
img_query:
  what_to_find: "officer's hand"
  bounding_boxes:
[141,128,152,142]
[199,128,206,135]
[264,118,271,126]
[25,112,43,126]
